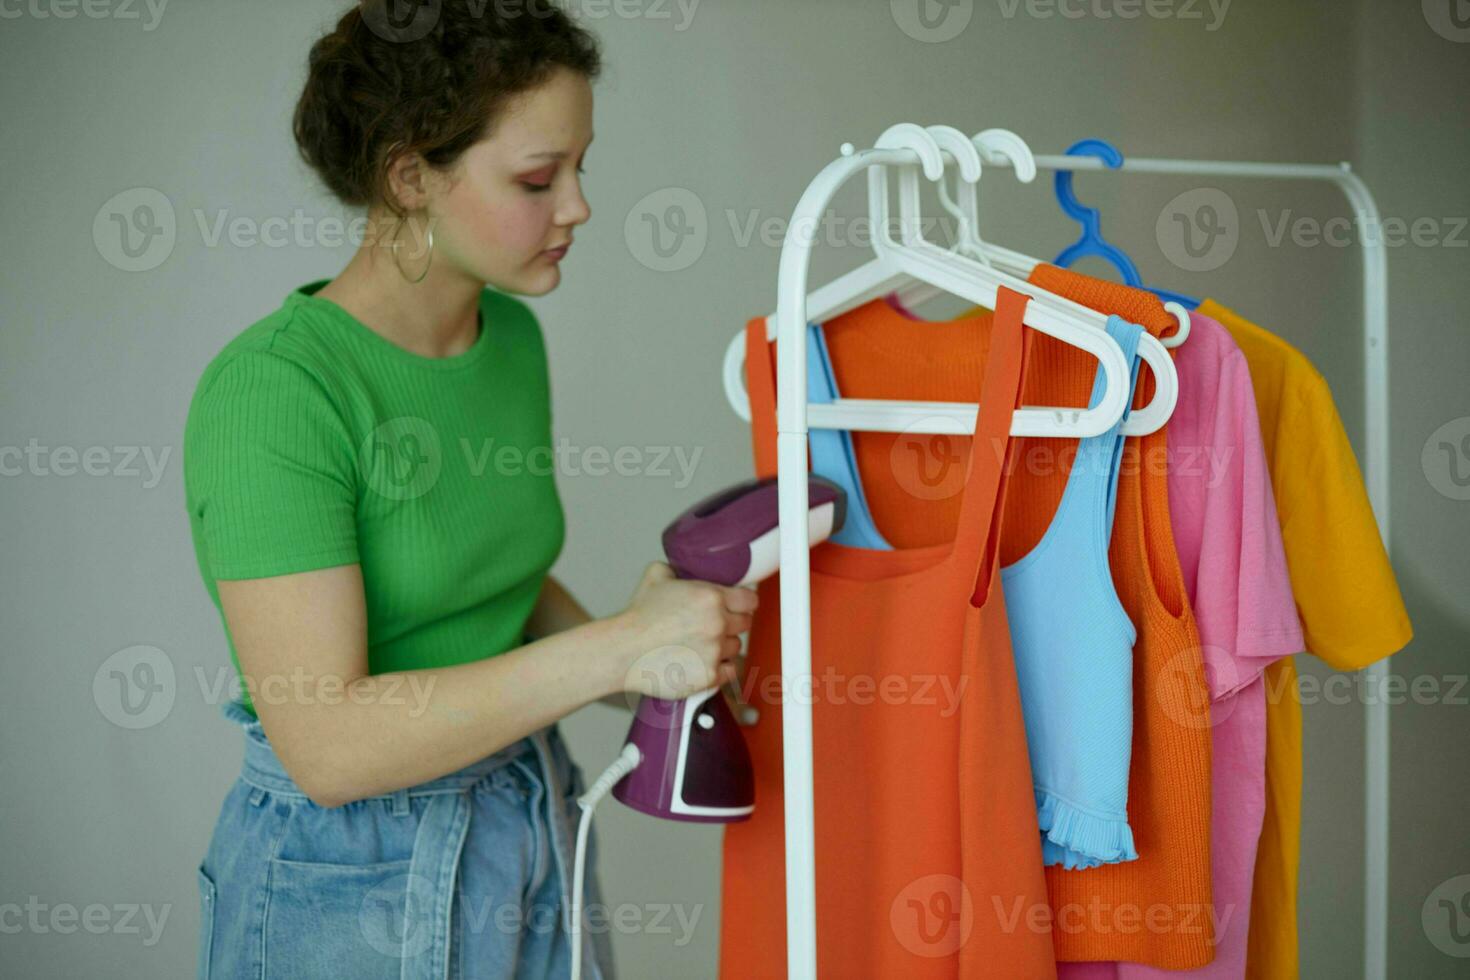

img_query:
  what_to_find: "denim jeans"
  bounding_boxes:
[196,699,615,979]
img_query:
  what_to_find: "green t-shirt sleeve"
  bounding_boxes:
[185,350,360,580]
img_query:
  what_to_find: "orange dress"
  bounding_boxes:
[718,288,1057,979]
[822,270,1215,969]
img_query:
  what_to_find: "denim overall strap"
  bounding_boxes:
[527,731,575,930]
[399,791,474,980]
[526,727,603,979]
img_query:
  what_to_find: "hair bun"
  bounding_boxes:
[292,0,601,214]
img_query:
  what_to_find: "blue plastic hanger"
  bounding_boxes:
[1052,138,1199,310]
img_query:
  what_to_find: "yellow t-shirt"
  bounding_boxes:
[1197,298,1413,980]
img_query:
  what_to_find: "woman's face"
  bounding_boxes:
[420,67,594,296]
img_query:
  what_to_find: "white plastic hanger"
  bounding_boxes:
[722,123,1132,439]
[898,128,1193,349]
[909,127,1177,435]
[853,124,1154,433]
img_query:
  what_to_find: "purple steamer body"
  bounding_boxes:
[611,475,845,823]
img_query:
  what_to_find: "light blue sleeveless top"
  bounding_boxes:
[999,315,1143,869]
[806,316,1142,869]
[805,322,892,549]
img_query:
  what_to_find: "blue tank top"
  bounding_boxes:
[805,322,892,549]
[806,315,1143,869]
[1000,315,1143,869]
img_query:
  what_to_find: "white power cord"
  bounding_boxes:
[569,742,642,980]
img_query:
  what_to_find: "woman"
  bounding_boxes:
[183,3,756,977]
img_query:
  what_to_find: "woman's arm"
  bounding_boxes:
[216,563,658,808]
[524,574,637,713]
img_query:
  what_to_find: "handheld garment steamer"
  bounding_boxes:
[568,474,846,980]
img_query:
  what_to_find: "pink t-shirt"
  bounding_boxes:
[1062,310,1304,980]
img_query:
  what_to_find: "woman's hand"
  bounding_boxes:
[612,561,758,701]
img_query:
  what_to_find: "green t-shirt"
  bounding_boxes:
[184,279,566,719]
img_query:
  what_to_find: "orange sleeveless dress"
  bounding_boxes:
[822,271,1215,969]
[718,288,1057,979]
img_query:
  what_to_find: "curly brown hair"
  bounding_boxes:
[293,0,602,218]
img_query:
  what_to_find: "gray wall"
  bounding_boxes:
[0,1,1464,977]
[1355,2,1470,976]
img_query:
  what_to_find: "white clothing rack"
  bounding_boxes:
[756,139,1391,979]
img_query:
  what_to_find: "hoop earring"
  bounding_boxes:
[390,215,434,284]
